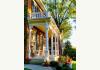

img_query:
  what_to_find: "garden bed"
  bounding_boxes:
[24,68,32,70]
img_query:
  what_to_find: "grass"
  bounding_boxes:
[24,68,32,70]
[72,61,76,70]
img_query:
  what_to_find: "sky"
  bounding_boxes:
[69,19,77,48]
[63,18,77,48]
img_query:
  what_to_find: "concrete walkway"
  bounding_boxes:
[24,64,53,70]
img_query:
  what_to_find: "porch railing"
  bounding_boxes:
[28,12,51,19]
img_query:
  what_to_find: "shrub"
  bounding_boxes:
[50,61,58,67]
[56,64,62,70]
[42,60,49,66]
[50,61,62,70]
[24,58,31,64]
[61,63,72,70]
[24,68,32,70]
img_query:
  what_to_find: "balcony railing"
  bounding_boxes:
[28,12,51,19]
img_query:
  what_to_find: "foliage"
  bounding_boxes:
[61,63,71,70]
[68,48,76,61]
[43,0,76,27]
[59,56,67,63]
[50,57,76,70]
[24,68,32,70]
[60,20,72,39]
[63,41,76,60]
[50,61,62,70]
[63,41,72,56]
[43,0,76,39]
[50,61,59,67]
[72,61,76,70]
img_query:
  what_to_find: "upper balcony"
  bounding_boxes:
[28,11,60,35]
[28,12,51,20]
[28,12,52,23]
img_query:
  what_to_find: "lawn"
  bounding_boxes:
[72,61,76,70]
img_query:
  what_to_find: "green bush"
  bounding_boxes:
[50,61,58,67]
[50,61,62,70]
[60,56,67,63]
[56,64,62,70]
[24,68,32,70]
[61,63,72,70]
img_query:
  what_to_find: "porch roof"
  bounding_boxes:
[28,17,60,37]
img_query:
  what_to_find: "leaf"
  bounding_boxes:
[43,0,76,39]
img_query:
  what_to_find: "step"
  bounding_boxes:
[29,56,44,65]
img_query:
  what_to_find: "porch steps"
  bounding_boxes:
[29,56,44,65]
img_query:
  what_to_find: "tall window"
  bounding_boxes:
[53,37,55,54]
[32,1,39,12]
[49,38,51,55]
[32,1,35,12]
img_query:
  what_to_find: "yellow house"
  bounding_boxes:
[25,0,62,62]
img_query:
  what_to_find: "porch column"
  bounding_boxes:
[42,34,44,56]
[57,37,59,56]
[58,37,59,56]
[45,23,49,61]
[56,37,58,56]
[28,26,32,59]
[51,34,54,61]
[55,36,57,56]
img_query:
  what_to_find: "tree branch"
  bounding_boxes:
[60,0,74,25]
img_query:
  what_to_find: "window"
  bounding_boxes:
[32,1,39,12]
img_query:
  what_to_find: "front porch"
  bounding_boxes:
[25,12,61,63]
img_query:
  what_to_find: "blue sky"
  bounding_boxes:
[63,19,77,48]
[69,19,77,48]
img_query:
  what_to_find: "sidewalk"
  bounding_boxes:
[24,64,53,70]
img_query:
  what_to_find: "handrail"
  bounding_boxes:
[28,12,51,19]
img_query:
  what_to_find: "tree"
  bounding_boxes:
[63,40,76,60]
[63,40,72,56]
[24,0,29,63]
[60,20,72,39]
[69,48,76,60]
[43,0,76,39]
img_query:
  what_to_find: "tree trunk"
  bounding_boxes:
[24,0,29,64]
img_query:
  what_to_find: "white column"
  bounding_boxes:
[51,34,54,61]
[56,37,58,56]
[55,35,56,56]
[57,37,59,56]
[28,26,32,59]
[45,23,49,61]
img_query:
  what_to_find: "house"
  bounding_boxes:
[24,0,62,63]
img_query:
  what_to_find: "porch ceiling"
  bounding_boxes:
[28,17,60,37]
[36,25,52,38]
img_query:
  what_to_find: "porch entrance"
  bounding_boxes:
[30,26,45,57]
